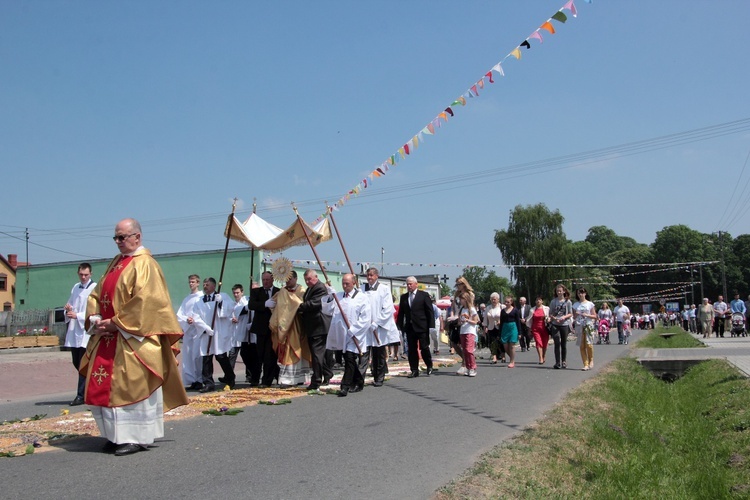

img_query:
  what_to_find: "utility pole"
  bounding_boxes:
[25,228,29,292]
[717,231,728,299]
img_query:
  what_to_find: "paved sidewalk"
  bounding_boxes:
[632,333,750,377]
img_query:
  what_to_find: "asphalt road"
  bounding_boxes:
[1,332,644,500]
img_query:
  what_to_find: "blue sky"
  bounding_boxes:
[2,0,750,284]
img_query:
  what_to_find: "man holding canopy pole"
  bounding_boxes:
[324,273,371,397]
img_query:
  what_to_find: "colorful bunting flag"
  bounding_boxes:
[312,1,584,224]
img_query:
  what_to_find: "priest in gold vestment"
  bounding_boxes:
[82,218,188,456]
[269,270,312,386]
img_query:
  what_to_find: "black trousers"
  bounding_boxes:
[254,333,279,386]
[70,347,87,399]
[370,345,388,384]
[518,323,531,350]
[229,342,253,381]
[549,323,569,365]
[202,353,235,388]
[341,350,370,391]
[307,334,333,386]
[406,329,432,372]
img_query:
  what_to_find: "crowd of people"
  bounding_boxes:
[64,226,750,458]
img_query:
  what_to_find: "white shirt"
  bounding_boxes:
[324,289,372,354]
[362,281,399,347]
[64,279,96,348]
[613,305,630,323]
[176,291,203,338]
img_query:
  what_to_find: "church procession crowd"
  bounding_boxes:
[60,218,750,458]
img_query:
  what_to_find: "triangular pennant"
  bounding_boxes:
[564,0,578,17]
[423,125,433,136]
[363,179,368,188]
[412,135,419,149]
[470,85,479,96]
[398,147,405,159]
[521,40,531,49]
[552,11,567,23]
[376,167,385,175]
[510,47,522,59]
[485,71,494,83]
[431,117,441,129]
[540,21,555,34]
[492,63,505,76]
[373,169,383,177]
[477,78,484,89]
[439,111,448,121]
[530,31,543,43]
[403,143,410,155]
[445,107,454,117]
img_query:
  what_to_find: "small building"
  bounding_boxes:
[0,254,20,312]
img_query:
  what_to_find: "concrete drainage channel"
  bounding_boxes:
[637,358,707,382]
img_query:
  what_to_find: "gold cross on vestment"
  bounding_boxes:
[101,293,111,311]
[93,365,109,385]
[101,332,115,348]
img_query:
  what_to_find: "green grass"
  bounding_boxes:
[436,358,750,499]
[635,326,705,349]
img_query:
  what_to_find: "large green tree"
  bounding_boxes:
[459,266,512,305]
[494,203,570,300]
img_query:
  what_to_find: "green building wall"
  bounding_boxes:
[16,248,345,312]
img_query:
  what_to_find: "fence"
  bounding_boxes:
[0,308,66,340]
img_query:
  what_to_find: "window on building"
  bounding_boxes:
[0,274,6,291]
[3,302,10,311]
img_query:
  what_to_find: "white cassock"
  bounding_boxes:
[324,290,371,354]
[64,280,96,348]
[192,293,234,356]
[362,281,400,347]
[231,296,250,347]
[176,291,203,385]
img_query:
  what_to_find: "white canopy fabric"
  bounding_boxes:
[224,212,332,252]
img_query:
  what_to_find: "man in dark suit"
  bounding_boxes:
[397,276,435,378]
[248,271,280,387]
[298,269,333,390]
[518,297,532,352]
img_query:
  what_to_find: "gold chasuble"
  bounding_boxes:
[81,248,189,411]
[269,286,311,366]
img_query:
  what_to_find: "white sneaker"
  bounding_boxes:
[468,369,477,377]
[456,367,467,376]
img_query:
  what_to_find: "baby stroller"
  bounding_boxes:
[597,318,611,344]
[730,313,746,337]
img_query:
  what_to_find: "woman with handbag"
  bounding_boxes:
[526,296,550,364]
[482,292,505,363]
[573,287,597,371]
[549,284,573,369]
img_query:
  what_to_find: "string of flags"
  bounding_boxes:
[560,265,700,282]
[262,257,718,271]
[313,0,585,224]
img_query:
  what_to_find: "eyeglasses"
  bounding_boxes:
[112,233,137,242]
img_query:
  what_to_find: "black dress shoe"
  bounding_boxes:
[407,371,420,378]
[338,388,348,397]
[350,385,363,393]
[426,367,434,376]
[307,384,320,391]
[114,443,145,456]
[322,376,331,385]
[186,382,203,391]
[199,384,215,393]
[218,376,227,384]
[69,396,85,406]
[102,441,117,453]
[372,381,383,387]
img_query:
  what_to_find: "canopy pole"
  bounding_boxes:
[293,204,361,355]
